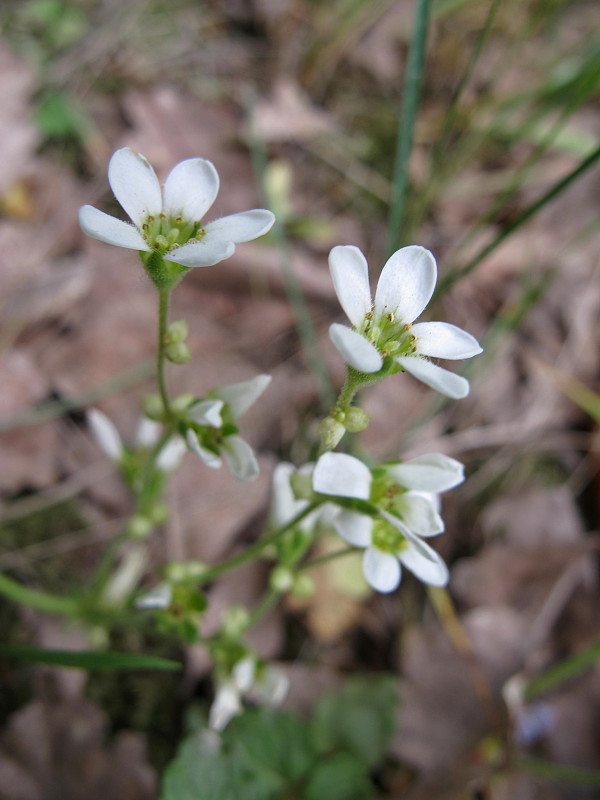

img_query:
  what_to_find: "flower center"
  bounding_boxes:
[142,213,205,254]
[371,518,407,553]
[358,309,417,359]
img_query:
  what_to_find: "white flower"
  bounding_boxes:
[312,451,463,593]
[209,657,289,732]
[79,147,275,268]
[87,408,123,462]
[135,582,173,610]
[328,245,483,398]
[186,375,271,482]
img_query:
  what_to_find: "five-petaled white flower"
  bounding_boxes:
[79,147,275,268]
[186,375,271,482]
[312,451,464,593]
[328,245,483,398]
[209,656,288,732]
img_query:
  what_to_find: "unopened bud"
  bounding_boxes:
[127,514,153,540]
[165,341,191,364]
[291,573,315,599]
[164,319,188,345]
[149,502,169,525]
[172,393,195,414]
[143,394,165,421]
[222,606,250,638]
[289,471,314,500]
[343,406,370,433]
[319,416,345,450]
[269,565,294,593]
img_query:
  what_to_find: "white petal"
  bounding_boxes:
[399,539,449,586]
[328,245,373,327]
[186,429,222,469]
[214,375,271,419]
[78,205,151,251]
[411,322,483,360]
[156,437,187,472]
[252,667,289,707]
[334,510,373,547]
[163,157,220,222]
[188,399,224,428]
[135,583,172,610]
[271,463,307,528]
[329,323,383,373]
[363,547,401,593]
[313,452,372,500]
[387,453,465,492]
[107,147,162,226]
[203,210,275,243]
[135,417,161,448]
[209,684,242,732]
[87,409,123,461]
[396,492,444,536]
[232,657,256,693]
[222,435,259,482]
[163,238,235,268]
[374,245,436,323]
[396,356,470,399]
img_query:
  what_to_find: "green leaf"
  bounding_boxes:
[0,644,181,671]
[304,753,374,800]
[35,89,90,140]
[313,676,398,768]
[227,708,316,784]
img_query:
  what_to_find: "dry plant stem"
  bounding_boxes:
[427,586,500,730]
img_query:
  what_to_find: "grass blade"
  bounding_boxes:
[0,644,181,671]
[387,0,432,255]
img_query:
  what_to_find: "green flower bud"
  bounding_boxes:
[291,573,315,599]
[127,513,153,539]
[269,565,294,593]
[143,394,165,421]
[319,416,345,450]
[222,606,250,638]
[164,561,187,583]
[343,406,371,433]
[165,341,191,364]
[164,319,188,345]
[172,393,195,414]
[149,502,169,525]
[185,560,209,581]
[289,471,314,501]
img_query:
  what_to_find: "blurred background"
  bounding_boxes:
[0,0,598,797]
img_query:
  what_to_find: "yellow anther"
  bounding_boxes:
[403,323,412,331]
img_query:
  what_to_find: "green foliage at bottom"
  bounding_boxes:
[161,676,398,800]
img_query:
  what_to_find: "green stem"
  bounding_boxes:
[157,288,173,419]
[245,588,281,631]
[298,546,355,571]
[0,573,79,617]
[387,0,432,255]
[199,503,320,585]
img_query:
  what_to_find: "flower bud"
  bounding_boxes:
[269,565,294,593]
[343,406,370,433]
[165,341,191,364]
[164,319,188,345]
[222,606,250,638]
[291,573,315,599]
[164,561,188,583]
[149,502,169,525]
[318,416,345,450]
[127,513,153,539]
[172,393,195,414]
[289,470,314,500]
[143,394,165,421]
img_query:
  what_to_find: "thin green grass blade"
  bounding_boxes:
[436,142,600,296]
[524,639,600,701]
[387,0,432,255]
[0,644,181,671]
[518,756,600,787]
